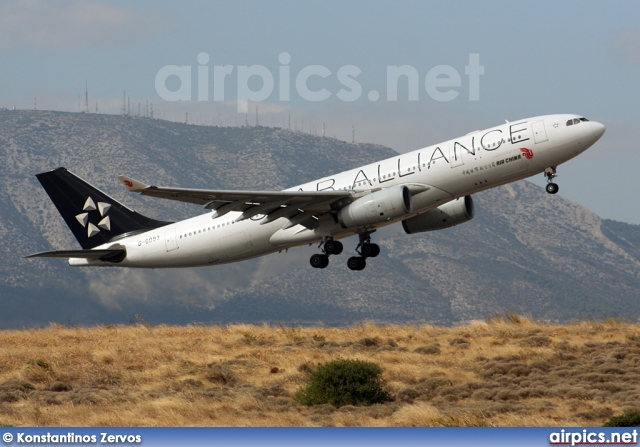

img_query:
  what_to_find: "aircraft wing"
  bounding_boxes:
[118,175,355,228]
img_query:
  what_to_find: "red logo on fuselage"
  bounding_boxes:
[520,148,534,159]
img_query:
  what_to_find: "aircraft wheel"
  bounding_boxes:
[310,254,329,269]
[546,183,559,194]
[324,240,343,255]
[361,243,380,258]
[347,256,366,271]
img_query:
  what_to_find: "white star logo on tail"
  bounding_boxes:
[75,197,111,237]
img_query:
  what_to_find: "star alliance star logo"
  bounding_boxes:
[75,197,111,238]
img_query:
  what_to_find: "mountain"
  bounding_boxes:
[0,110,638,328]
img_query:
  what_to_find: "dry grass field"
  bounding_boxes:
[1,314,639,427]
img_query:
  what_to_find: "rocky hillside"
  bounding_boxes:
[0,110,638,328]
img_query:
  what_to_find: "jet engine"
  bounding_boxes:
[401,196,474,234]
[337,185,412,228]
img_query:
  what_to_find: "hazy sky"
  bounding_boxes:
[2,0,639,223]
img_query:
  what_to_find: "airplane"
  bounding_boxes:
[27,114,605,271]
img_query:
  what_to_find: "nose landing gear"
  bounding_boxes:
[545,167,559,194]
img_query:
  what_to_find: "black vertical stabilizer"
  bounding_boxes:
[36,167,172,249]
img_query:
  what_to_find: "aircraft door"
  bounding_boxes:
[532,121,548,144]
[164,228,179,252]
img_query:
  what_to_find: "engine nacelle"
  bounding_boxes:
[402,195,474,234]
[337,185,412,228]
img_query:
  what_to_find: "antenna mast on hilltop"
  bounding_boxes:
[85,80,89,113]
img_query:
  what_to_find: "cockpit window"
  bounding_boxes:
[567,118,589,126]
[567,117,589,126]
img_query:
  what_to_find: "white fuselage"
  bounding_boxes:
[72,114,605,268]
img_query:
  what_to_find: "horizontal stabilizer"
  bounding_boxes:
[25,248,126,263]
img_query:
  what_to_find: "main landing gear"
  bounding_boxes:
[347,232,380,271]
[309,232,380,271]
[309,237,343,269]
[545,167,559,194]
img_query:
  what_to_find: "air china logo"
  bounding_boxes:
[520,147,534,159]
[124,180,133,188]
[75,196,111,238]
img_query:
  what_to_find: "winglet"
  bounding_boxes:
[117,175,149,192]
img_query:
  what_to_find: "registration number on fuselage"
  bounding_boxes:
[138,235,161,246]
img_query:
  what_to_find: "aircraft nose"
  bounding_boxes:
[591,121,606,141]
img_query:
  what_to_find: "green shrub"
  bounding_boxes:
[293,358,393,407]
[604,410,640,427]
